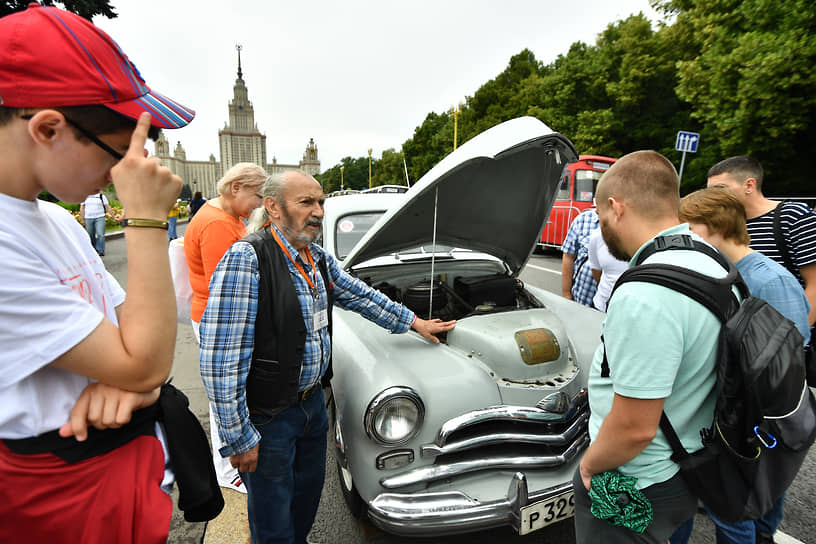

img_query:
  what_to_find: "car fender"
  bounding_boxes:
[331,308,504,502]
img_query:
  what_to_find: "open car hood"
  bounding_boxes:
[343,117,578,275]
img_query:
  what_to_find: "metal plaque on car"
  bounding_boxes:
[514,328,560,365]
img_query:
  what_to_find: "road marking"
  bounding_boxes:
[525,263,560,276]
[775,531,804,544]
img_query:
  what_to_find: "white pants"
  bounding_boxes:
[192,320,245,490]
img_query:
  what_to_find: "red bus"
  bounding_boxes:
[538,155,617,250]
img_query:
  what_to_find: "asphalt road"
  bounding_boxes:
[101,233,813,544]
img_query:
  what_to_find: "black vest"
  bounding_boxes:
[244,227,334,416]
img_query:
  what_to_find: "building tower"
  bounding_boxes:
[299,138,320,176]
[218,44,267,171]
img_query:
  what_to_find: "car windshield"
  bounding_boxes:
[335,212,385,259]
[335,211,460,260]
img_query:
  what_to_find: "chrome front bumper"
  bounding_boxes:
[367,472,574,536]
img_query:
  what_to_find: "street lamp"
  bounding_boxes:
[451,104,461,151]
[340,165,344,191]
[368,148,373,188]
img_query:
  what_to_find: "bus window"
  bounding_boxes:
[574,169,603,202]
[556,172,570,200]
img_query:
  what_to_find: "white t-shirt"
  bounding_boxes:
[588,228,629,312]
[0,194,126,438]
[83,193,109,219]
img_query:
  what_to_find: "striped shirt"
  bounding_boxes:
[746,201,816,287]
[199,224,415,456]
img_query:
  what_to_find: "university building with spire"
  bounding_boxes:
[153,47,320,198]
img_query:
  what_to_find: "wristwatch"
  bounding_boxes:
[120,218,169,230]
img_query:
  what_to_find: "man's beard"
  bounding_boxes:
[601,221,631,262]
[280,205,321,245]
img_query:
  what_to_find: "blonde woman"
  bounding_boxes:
[184,162,267,493]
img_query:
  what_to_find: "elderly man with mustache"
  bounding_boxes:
[199,169,455,544]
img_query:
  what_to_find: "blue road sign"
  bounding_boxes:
[675,131,700,153]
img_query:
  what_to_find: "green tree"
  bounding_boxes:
[372,148,409,187]
[655,0,816,194]
[1,0,116,19]
[402,111,454,183]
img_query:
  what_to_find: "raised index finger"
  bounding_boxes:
[126,112,152,157]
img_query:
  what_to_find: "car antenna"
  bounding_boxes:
[403,157,411,187]
[428,187,439,319]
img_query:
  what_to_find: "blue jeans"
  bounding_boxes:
[85,216,106,255]
[167,216,178,240]
[756,493,785,537]
[240,388,329,544]
[669,494,786,544]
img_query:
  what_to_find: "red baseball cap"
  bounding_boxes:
[0,3,194,129]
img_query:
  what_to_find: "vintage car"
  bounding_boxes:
[324,116,605,537]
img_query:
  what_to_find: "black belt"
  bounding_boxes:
[2,403,159,464]
[298,383,319,402]
[248,384,319,415]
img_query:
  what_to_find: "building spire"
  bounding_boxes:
[236,43,243,80]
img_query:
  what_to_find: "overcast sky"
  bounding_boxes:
[95,0,663,171]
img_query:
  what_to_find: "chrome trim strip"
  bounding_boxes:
[380,433,589,489]
[368,473,574,536]
[420,412,588,458]
[430,388,587,448]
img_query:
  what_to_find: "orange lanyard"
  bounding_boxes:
[270,226,318,296]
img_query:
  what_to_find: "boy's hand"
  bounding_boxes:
[110,113,181,220]
[58,383,160,441]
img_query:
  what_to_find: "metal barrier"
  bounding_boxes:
[538,205,583,250]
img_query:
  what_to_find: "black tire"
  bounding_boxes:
[334,412,366,519]
[336,457,366,519]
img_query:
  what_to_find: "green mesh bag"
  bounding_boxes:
[588,470,653,534]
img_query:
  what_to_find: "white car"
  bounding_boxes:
[325,116,604,537]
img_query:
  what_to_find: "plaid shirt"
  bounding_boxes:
[561,208,599,307]
[200,225,415,457]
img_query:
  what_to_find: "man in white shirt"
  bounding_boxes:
[80,191,113,255]
[588,228,629,311]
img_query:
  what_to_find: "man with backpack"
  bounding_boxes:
[574,151,724,543]
[707,156,816,333]
[671,187,811,544]
[79,191,114,256]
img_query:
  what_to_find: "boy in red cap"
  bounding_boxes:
[0,4,195,542]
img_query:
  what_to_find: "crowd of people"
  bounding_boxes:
[1,4,813,544]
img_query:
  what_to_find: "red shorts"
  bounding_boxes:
[0,435,172,543]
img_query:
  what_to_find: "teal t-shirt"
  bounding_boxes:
[587,224,724,489]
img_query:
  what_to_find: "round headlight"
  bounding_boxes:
[365,387,425,445]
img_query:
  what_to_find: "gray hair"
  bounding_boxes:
[216,162,268,196]
[246,169,312,233]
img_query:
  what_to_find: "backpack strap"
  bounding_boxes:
[773,202,797,276]
[571,254,589,285]
[659,412,688,458]
[609,235,746,321]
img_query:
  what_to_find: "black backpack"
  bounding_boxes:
[603,234,816,522]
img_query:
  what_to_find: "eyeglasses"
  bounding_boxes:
[21,114,124,161]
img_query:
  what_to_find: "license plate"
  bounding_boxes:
[519,490,575,535]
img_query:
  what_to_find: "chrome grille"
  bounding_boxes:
[380,389,589,490]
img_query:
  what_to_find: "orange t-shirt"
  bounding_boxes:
[184,202,247,322]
